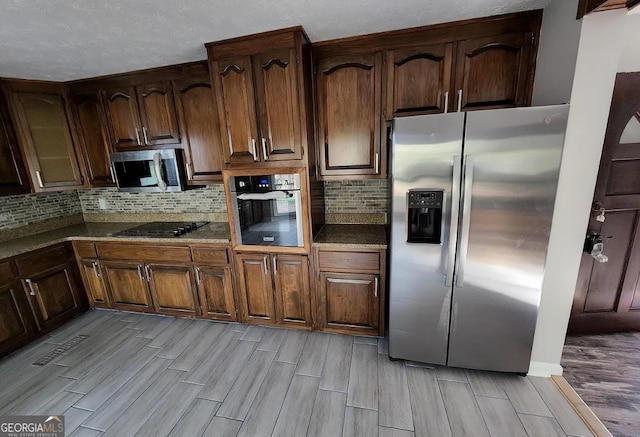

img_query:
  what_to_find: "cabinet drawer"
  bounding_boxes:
[96,243,192,263]
[74,241,97,259]
[15,244,69,277]
[0,260,15,285]
[318,250,380,272]
[191,247,229,265]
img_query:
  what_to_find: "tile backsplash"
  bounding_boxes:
[0,179,391,233]
[0,190,82,230]
[77,185,228,214]
[324,180,390,214]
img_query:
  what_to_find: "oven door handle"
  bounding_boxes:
[153,152,168,192]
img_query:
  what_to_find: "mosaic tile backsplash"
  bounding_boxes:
[0,190,82,230]
[324,179,390,213]
[77,185,228,214]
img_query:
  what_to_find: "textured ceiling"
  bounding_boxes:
[0,0,552,81]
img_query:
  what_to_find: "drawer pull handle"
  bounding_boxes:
[26,278,36,296]
[92,262,101,277]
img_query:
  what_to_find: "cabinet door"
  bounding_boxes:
[386,43,453,118]
[103,87,143,149]
[0,90,30,196]
[12,92,84,190]
[23,262,83,332]
[101,261,153,312]
[0,280,37,357]
[273,255,311,328]
[70,92,115,187]
[316,53,383,178]
[136,81,181,146]
[236,253,275,324]
[196,265,236,321]
[174,76,224,184]
[77,259,112,308]
[319,272,380,335]
[454,32,534,111]
[211,56,259,164]
[147,264,199,317]
[254,49,303,161]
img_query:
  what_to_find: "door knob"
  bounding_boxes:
[584,232,608,263]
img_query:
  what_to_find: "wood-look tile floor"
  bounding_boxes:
[0,310,594,437]
[562,332,640,437]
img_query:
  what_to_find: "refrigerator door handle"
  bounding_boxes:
[455,155,474,287]
[445,155,462,286]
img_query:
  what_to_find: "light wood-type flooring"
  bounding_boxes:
[562,332,640,437]
[0,309,595,437]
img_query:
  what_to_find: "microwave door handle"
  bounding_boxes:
[153,152,168,191]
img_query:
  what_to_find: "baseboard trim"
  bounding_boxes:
[527,361,563,377]
[551,376,613,437]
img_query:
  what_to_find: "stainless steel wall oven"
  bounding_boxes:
[229,173,304,247]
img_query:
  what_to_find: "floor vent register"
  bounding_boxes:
[32,334,90,366]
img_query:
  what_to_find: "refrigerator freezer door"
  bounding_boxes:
[447,105,569,372]
[389,113,465,365]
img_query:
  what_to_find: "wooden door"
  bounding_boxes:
[319,271,379,335]
[254,49,303,161]
[196,265,237,321]
[570,73,640,333]
[11,92,84,190]
[101,260,153,312]
[316,53,383,178]
[211,56,259,164]
[23,262,82,332]
[103,87,143,149]
[454,32,534,111]
[174,75,224,184]
[136,81,181,146]
[236,253,275,324]
[0,90,30,196]
[147,264,199,317]
[385,43,454,118]
[70,92,115,187]
[77,259,111,308]
[0,280,38,357]
[273,255,311,328]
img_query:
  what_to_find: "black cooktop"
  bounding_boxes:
[114,222,209,238]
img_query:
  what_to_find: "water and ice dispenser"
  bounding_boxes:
[407,190,443,244]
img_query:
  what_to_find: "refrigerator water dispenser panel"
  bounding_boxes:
[407,190,443,244]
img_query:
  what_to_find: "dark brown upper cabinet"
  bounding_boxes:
[385,44,454,119]
[103,81,180,150]
[453,32,535,111]
[4,81,85,191]
[315,53,383,179]
[173,68,224,184]
[69,91,115,187]
[0,89,31,196]
[207,27,312,167]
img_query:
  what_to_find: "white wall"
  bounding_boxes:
[532,0,582,106]
[618,13,640,72]
[529,9,628,377]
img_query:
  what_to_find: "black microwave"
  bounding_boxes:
[110,149,186,193]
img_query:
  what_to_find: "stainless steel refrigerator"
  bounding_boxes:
[388,105,569,373]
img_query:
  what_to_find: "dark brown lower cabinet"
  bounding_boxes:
[147,264,199,317]
[236,253,312,329]
[101,261,153,312]
[0,280,38,357]
[315,248,386,336]
[319,272,379,335]
[77,259,112,308]
[196,265,237,321]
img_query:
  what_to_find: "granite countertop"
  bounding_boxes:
[0,222,231,260]
[313,224,387,249]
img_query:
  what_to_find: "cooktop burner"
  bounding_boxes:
[114,222,209,238]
